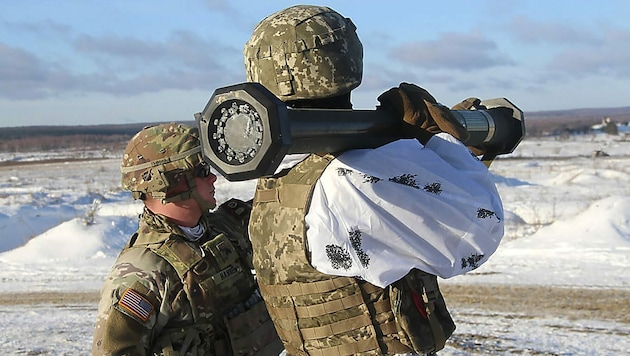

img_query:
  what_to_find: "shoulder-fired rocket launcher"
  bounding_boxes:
[195,82,525,181]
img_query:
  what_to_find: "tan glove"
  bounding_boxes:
[451,97,483,111]
[378,82,469,145]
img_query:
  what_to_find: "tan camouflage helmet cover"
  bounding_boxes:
[244,4,363,101]
[121,123,203,201]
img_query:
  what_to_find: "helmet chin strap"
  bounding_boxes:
[192,189,216,213]
[161,171,216,213]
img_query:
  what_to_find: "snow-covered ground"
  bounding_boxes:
[1,128,629,355]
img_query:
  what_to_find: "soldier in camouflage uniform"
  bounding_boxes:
[92,123,283,356]
[242,5,504,356]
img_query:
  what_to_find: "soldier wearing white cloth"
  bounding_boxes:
[244,4,504,355]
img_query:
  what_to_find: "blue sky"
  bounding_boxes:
[2,0,630,127]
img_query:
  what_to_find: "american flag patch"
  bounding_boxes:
[118,288,154,322]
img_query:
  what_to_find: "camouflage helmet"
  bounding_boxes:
[244,5,363,101]
[121,123,203,201]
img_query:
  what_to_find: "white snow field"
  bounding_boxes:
[1,128,629,355]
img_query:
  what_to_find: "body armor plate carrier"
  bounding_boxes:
[250,154,455,355]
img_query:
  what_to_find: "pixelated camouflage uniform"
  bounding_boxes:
[92,198,283,355]
[249,154,454,355]
[242,4,456,353]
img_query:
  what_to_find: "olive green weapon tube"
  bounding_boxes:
[195,82,525,181]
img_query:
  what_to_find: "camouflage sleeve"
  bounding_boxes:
[92,248,182,355]
[205,198,254,269]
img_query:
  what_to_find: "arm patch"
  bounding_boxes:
[99,281,160,354]
[118,287,155,322]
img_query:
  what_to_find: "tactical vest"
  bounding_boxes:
[250,154,414,355]
[134,200,283,355]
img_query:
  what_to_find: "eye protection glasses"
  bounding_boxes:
[193,162,213,178]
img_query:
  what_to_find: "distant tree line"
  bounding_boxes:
[0,123,150,140]
[525,109,630,137]
[525,118,600,137]
[0,134,131,152]
[0,121,194,153]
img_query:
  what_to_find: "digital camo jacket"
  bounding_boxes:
[250,154,426,355]
[249,134,502,355]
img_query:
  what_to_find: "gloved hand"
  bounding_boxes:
[378,82,469,145]
[451,97,483,111]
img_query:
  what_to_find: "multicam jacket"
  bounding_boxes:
[92,199,283,356]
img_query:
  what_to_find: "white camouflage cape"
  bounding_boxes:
[303,133,504,288]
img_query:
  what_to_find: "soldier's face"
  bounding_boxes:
[165,166,218,215]
[193,172,218,209]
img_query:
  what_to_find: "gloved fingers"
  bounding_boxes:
[451,97,482,111]
[378,83,474,144]
[468,145,485,156]
[377,87,405,116]
[378,86,434,144]
[396,83,469,140]
[398,82,438,104]
[424,101,469,141]
[377,86,425,124]
[378,82,437,119]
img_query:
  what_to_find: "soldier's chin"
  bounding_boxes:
[193,194,216,213]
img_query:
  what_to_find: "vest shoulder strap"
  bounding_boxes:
[254,154,335,210]
[150,238,203,279]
